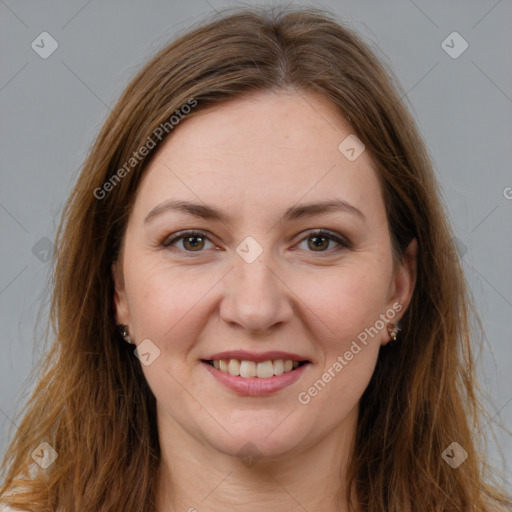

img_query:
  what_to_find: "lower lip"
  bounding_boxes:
[202,361,310,396]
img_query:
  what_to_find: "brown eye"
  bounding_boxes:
[162,230,214,253]
[297,230,351,253]
[307,234,330,251]
[182,235,205,251]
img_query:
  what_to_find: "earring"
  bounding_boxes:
[388,323,401,341]
[118,324,132,344]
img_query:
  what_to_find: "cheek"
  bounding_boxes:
[123,256,217,346]
[298,345,378,429]
[122,260,217,403]
[290,259,392,349]
[294,264,386,418]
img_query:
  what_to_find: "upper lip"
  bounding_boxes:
[204,350,310,363]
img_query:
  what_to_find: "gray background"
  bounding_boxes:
[1,0,511,490]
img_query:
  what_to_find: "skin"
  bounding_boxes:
[112,89,417,512]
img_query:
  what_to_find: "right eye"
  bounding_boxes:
[161,230,216,254]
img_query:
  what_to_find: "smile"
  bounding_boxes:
[201,355,311,396]
[205,358,307,378]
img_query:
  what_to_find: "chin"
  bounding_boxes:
[203,421,309,462]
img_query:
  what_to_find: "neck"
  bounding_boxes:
[155,406,360,512]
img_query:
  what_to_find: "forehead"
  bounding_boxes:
[132,90,384,226]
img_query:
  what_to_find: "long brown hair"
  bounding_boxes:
[1,6,510,511]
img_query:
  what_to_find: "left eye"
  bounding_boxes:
[295,230,349,252]
[161,229,349,254]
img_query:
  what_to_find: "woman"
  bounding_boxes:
[1,6,510,512]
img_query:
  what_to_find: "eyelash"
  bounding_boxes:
[161,229,351,256]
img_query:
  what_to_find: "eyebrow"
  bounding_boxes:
[144,198,365,225]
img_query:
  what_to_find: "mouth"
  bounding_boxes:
[202,358,310,378]
[200,352,312,396]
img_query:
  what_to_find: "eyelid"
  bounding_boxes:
[295,228,352,250]
[161,228,351,254]
[161,229,216,250]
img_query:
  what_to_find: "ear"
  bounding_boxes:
[112,260,130,326]
[383,238,417,344]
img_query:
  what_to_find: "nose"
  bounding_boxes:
[219,253,294,334]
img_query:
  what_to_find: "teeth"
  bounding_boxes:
[210,358,303,378]
[240,360,256,378]
[256,360,274,378]
[227,359,240,376]
[273,359,284,375]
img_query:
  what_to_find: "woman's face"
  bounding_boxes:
[113,90,416,460]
